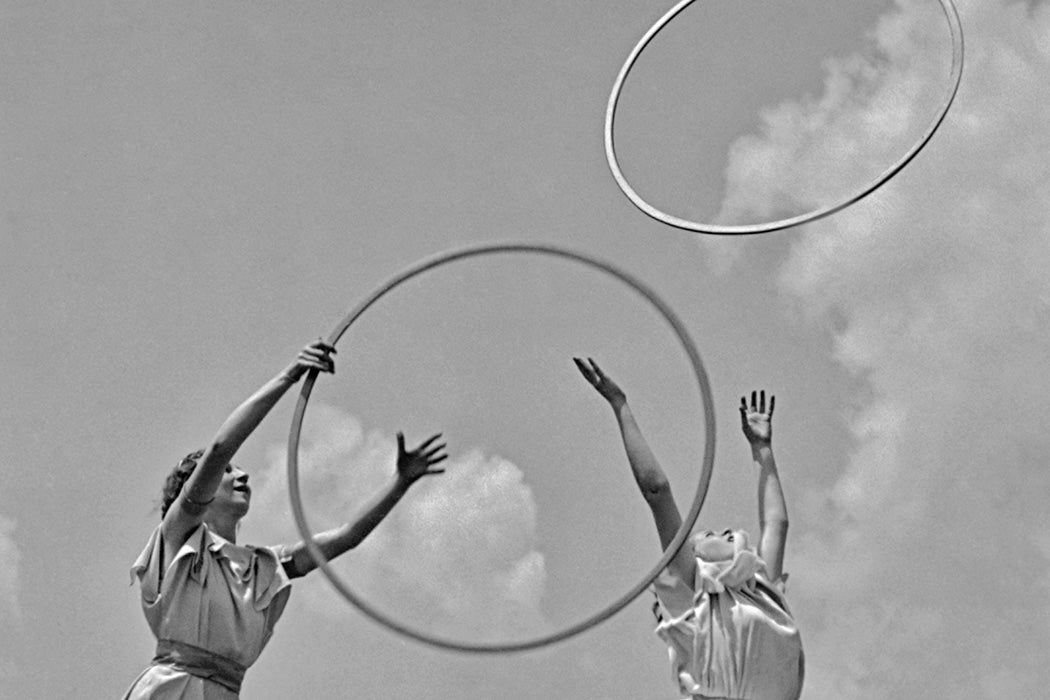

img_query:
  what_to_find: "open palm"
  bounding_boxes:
[740,390,774,445]
[396,432,448,484]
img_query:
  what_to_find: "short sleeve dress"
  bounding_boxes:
[123,523,293,699]
[652,558,804,700]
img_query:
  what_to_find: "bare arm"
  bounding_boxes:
[161,340,335,547]
[574,358,696,585]
[281,432,447,579]
[740,390,788,581]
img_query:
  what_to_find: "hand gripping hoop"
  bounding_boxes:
[287,243,716,652]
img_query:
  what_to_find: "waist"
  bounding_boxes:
[152,639,247,693]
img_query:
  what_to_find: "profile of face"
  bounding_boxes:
[692,529,739,562]
[208,464,252,519]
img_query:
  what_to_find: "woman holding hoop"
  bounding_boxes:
[124,339,448,699]
[575,358,803,700]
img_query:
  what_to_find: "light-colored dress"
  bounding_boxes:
[652,555,804,700]
[123,524,293,699]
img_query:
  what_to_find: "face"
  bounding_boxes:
[211,463,251,518]
[692,529,737,562]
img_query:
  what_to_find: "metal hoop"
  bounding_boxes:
[287,243,717,652]
[604,0,964,235]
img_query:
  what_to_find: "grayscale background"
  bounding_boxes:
[2,0,1048,697]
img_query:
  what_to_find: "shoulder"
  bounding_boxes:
[753,570,794,613]
[242,543,294,611]
[130,522,214,603]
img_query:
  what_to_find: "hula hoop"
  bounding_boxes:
[604,0,964,235]
[287,243,717,653]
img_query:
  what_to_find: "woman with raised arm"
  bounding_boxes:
[124,340,449,699]
[574,358,803,700]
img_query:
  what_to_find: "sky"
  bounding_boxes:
[2,0,1049,698]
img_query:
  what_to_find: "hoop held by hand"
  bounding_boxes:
[286,243,717,653]
[604,0,964,235]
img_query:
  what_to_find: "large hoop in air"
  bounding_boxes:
[287,243,717,652]
[604,0,964,235]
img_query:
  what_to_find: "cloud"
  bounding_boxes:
[0,514,21,622]
[249,403,550,643]
[707,0,1050,696]
[0,513,21,686]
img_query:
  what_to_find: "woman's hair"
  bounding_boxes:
[160,450,205,518]
[651,590,664,624]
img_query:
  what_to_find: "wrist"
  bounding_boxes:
[751,442,773,461]
[393,472,414,493]
[279,365,303,384]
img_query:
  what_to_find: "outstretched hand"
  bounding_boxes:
[396,432,448,486]
[740,390,774,447]
[574,357,626,408]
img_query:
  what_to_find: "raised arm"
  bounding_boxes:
[281,432,448,578]
[161,339,335,546]
[740,390,788,581]
[574,358,696,585]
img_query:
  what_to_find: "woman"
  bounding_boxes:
[574,358,803,700]
[125,339,448,699]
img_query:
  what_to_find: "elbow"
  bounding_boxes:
[339,529,365,552]
[765,517,789,535]
[285,550,314,580]
[205,440,236,465]
[640,476,673,504]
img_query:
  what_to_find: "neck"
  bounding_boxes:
[204,512,240,543]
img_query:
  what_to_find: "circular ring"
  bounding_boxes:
[604,0,964,235]
[287,243,717,653]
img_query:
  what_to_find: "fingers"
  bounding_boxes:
[301,340,336,361]
[414,432,444,453]
[306,337,337,354]
[297,354,334,373]
[399,430,449,480]
[401,432,448,465]
[573,357,596,384]
[743,390,774,416]
[572,357,611,383]
[421,442,447,462]
[299,339,336,374]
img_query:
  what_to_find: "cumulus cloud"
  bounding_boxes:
[0,514,21,622]
[249,403,550,643]
[715,0,959,231]
[0,512,21,686]
[707,0,1050,696]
